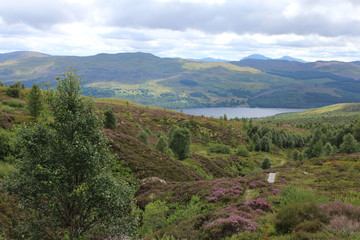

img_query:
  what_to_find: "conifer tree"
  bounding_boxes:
[104,106,116,129]
[27,83,43,119]
[340,133,359,154]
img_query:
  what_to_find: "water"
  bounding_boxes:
[174,107,306,119]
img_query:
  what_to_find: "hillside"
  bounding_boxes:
[1,82,360,239]
[1,51,360,108]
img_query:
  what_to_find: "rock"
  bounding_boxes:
[140,177,167,185]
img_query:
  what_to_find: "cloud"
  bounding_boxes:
[100,0,360,37]
[0,0,360,61]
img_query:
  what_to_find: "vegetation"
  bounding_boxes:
[2,52,360,108]
[3,70,134,239]
[27,83,43,119]
[1,71,360,239]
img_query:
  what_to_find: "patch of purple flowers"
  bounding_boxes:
[245,198,271,211]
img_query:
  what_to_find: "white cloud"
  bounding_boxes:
[0,0,360,61]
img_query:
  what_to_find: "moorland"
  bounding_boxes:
[1,75,360,239]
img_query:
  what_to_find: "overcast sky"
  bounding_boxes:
[1,0,360,61]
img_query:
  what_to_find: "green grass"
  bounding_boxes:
[0,162,16,177]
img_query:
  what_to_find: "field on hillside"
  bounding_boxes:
[1,52,360,108]
[1,83,360,239]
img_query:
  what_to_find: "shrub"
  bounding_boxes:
[275,202,328,234]
[5,82,22,98]
[137,130,150,145]
[205,215,259,239]
[2,99,25,109]
[261,157,271,170]
[236,146,249,157]
[168,126,191,160]
[103,107,116,130]
[245,198,271,212]
[209,144,231,154]
[140,200,168,236]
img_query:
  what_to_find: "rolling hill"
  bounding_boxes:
[1,51,360,108]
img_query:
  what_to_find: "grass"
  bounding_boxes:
[0,162,16,177]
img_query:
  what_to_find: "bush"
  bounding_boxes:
[137,130,150,145]
[205,215,259,239]
[168,126,191,160]
[5,82,22,98]
[140,200,168,236]
[261,157,271,170]
[2,99,25,109]
[275,202,328,234]
[236,146,249,157]
[209,144,231,154]
[103,107,116,130]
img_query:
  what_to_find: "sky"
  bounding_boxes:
[1,0,360,62]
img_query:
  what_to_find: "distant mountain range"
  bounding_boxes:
[1,51,360,108]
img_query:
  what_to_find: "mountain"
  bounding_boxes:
[240,54,271,61]
[0,51,50,63]
[187,57,229,62]
[1,51,360,108]
[277,56,306,63]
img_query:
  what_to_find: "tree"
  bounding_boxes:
[103,106,116,130]
[6,82,21,98]
[261,157,271,170]
[5,69,134,239]
[137,130,150,145]
[27,83,43,119]
[311,140,323,157]
[168,126,191,160]
[340,133,359,154]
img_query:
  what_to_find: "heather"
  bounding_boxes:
[1,79,360,239]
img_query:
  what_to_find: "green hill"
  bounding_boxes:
[1,51,360,108]
[1,83,360,239]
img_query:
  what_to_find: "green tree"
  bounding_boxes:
[323,142,334,156]
[340,133,359,154]
[168,126,191,160]
[103,106,116,130]
[5,82,21,98]
[5,69,134,239]
[261,157,271,169]
[261,136,271,152]
[137,130,150,145]
[27,83,43,119]
[155,134,168,153]
[0,81,3,87]
[311,140,323,158]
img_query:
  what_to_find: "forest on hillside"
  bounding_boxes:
[1,72,360,239]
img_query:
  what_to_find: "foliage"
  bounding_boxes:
[5,82,22,98]
[209,144,231,154]
[340,133,359,154]
[137,130,150,145]
[0,129,15,162]
[280,186,326,206]
[275,202,328,234]
[236,145,249,157]
[140,200,169,236]
[27,83,43,119]
[168,126,191,160]
[103,106,116,129]
[261,157,271,170]
[5,69,134,239]
[1,99,25,109]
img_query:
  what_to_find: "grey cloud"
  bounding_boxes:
[99,0,360,37]
[0,0,84,29]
